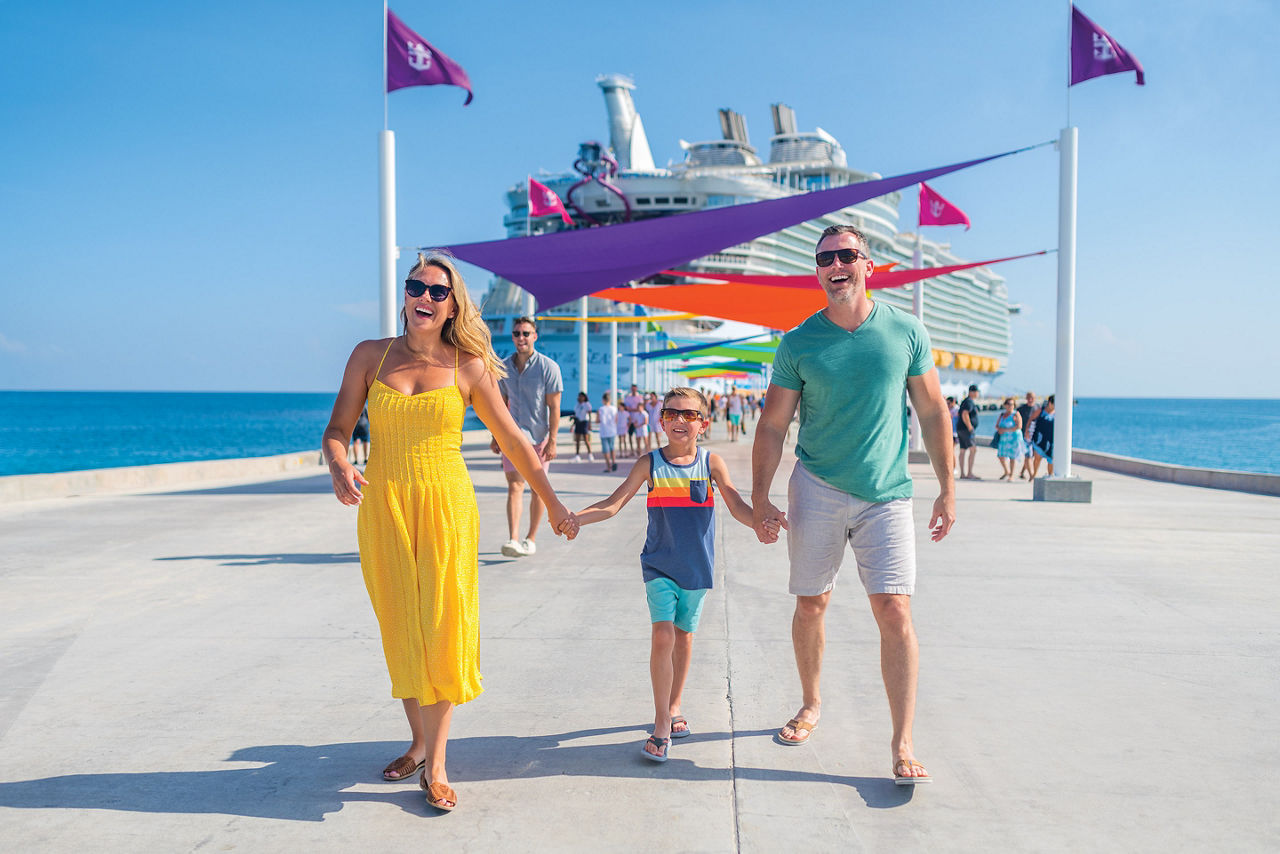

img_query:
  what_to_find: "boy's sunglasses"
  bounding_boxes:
[815,248,866,267]
[404,279,453,301]
[660,408,704,423]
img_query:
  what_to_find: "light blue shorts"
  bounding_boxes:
[600,435,616,453]
[644,577,708,633]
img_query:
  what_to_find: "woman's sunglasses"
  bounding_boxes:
[815,248,866,267]
[405,279,453,302]
[660,408,704,423]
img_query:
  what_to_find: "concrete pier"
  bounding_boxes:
[1,431,1277,851]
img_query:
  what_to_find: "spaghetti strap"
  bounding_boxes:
[371,339,395,387]
[453,346,458,387]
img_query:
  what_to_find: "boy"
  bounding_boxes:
[597,391,618,472]
[574,388,770,761]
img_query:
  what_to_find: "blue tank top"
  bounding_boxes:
[641,447,715,590]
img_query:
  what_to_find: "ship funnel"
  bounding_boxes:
[718,108,751,146]
[771,103,797,135]
[596,74,656,171]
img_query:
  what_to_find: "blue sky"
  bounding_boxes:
[2,1,1276,397]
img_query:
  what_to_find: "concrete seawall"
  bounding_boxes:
[5,437,1278,503]
[0,450,323,503]
[1074,448,1280,497]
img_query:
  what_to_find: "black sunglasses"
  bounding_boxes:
[512,329,534,338]
[660,407,704,423]
[404,278,453,301]
[815,248,867,267]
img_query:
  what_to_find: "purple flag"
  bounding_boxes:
[386,9,473,103]
[446,146,1031,309]
[1070,6,1145,86]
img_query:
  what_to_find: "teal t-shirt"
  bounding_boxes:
[770,302,934,503]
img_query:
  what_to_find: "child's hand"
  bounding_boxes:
[557,512,580,540]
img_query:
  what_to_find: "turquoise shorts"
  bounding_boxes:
[644,577,708,633]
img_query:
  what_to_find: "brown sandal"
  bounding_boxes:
[775,718,816,746]
[421,776,458,811]
[381,754,425,781]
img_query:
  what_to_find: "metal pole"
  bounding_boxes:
[578,296,589,396]
[378,129,397,338]
[610,317,618,406]
[909,230,925,451]
[1055,126,1078,478]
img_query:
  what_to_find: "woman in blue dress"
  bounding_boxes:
[994,397,1024,481]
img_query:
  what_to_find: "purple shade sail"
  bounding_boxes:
[386,9,473,103]
[1070,6,1145,87]
[446,147,1028,310]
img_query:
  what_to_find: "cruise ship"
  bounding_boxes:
[480,74,1015,399]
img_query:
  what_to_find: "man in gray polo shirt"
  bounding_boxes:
[490,316,563,557]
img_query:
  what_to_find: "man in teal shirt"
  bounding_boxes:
[751,224,955,785]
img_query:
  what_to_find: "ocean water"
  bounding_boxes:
[1,392,1277,478]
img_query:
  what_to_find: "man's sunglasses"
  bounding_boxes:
[512,330,534,338]
[404,279,453,301]
[815,248,867,267]
[660,408,704,423]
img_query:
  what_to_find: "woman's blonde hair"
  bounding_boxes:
[403,251,506,378]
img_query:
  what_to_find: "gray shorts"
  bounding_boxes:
[786,462,917,597]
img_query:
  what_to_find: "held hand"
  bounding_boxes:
[928,493,956,542]
[752,499,786,544]
[543,440,558,462]
[548,503,577,539]
[556,511,580,540]
[329,461,368,507]
[489,437,500,455]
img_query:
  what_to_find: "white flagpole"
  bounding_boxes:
[909,225,925,451]
[524,177,535,317]
[1054,125,1078,479]
[378,1,397,338]
[578,297,589,396]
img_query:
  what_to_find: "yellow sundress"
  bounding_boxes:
[356,342,481,706]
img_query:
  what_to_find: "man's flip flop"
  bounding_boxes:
[893,759,932,785]
[774,718,816,746]
[641,736,670,762]
[381,754,425,781]
[670,716,692,739]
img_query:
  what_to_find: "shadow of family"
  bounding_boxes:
[0,724,910,820]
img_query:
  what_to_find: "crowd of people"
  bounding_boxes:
[946,387,1056,481]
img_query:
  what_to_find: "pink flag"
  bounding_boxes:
[918,182,970,229]
[528,178,574,226]
[1070,6,1145,86]
[386,9,473,103]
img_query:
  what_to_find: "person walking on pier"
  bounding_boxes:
[322,253,578,812]
[489,316,564,558]
[1017,391,1037,480]
[957,384,981,479]
[750,225,955,785]
[572,387,762,762]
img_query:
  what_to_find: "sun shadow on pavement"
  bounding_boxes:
[155,552,359,566]
[0,726,909,821]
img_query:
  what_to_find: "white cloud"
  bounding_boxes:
[0,332,27,353]
[338,301,378,320]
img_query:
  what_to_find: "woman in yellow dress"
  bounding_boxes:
[322,252,577,812]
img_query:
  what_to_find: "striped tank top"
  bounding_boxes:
[641,446,715,590]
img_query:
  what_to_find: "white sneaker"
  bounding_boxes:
[520,538,537,556]
[587,454,595,462]
[574,455,582,462]
[501,539,526,557]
